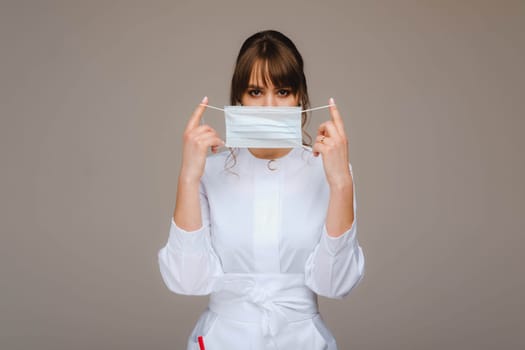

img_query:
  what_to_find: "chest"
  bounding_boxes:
[205,167,329,258]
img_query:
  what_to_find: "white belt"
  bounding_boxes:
[209,273,318,339]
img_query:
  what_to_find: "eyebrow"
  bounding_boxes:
[246,84,292,90]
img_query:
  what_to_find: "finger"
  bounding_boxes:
[186,121,223,140]
[184,124,213,142]
[315,134,334,146]
[211,141,226,153]
[312,141,328,156]
[328,97,346,138]
[185,96,208,131]
[195,133,224,148]
[209,137,225,151]
[192,124,214,135]
[318,121,340,139]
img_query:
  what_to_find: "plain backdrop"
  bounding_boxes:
[1,0,524,349]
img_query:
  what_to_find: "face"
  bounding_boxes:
[240,64,300,107]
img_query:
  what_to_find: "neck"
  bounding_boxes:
[248,147,293,160]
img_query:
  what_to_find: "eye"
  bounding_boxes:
[249,89,262,97]
[277,89,291,97]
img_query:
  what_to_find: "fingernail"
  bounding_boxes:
[329,97,335,105]
[201,96,208,103]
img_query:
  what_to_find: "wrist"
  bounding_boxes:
[328,173,353,190]
[178,170,201,186]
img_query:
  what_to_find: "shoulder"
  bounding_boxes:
[206,148,233,163]
[291,146,354,180]
[203,149,234,171]
[201,148,241,181]
[293,145,322,168]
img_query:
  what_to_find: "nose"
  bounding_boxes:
[263,94,278,107]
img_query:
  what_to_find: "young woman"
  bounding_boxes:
[158,30,365,350]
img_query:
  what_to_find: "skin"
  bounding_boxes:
[174,72,354,237]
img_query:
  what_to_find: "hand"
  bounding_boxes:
[312,98,352,187]
[179,96,224,183]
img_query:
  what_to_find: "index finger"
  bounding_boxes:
[185,96,208,131]
[328,97,346,138]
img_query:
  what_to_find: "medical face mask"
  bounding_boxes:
[225,105,301,148]
[202,104,334,148]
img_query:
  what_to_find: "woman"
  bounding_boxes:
[158,30,365,350]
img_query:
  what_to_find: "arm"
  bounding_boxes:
[307,99,365,298]
[158,179,223,295]
[158,97,225,295]
[325,166,354,237]
[304,162,365,299]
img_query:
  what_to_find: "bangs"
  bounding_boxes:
[249,56,301,91]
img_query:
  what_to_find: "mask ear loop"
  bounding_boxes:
[302,104,335,113]
[200,104,225,112]
[200,104,335,113]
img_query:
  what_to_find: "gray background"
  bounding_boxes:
[1,0,524,349]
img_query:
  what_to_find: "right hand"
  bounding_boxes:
[179,96,224,183]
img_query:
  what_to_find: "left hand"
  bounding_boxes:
[313,98,352,187]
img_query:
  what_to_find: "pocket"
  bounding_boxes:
[311,314,338,350]
[188,309,219,350]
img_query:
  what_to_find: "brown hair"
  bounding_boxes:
[225,30,312,172]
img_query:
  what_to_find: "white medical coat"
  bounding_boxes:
[158,146,365,349]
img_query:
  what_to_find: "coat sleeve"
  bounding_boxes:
[304,162,365,299]
[157,180,223,295]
